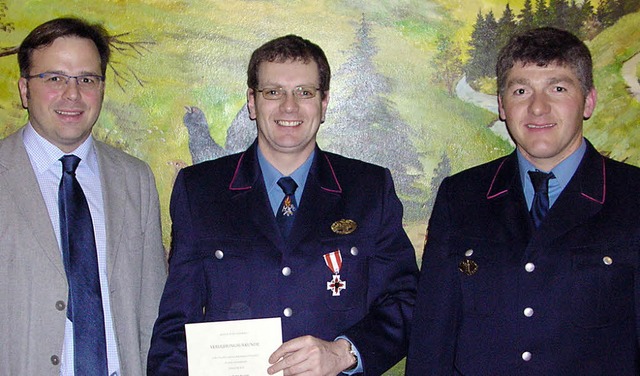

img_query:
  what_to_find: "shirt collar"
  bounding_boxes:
[517,138,587,191]
[22,122,98,175]
[257,147,315,194]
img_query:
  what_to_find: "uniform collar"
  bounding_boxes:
[229,140,342,194]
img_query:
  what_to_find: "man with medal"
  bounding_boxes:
[148,35,419,375]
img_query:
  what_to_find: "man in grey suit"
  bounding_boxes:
[0,17,166,375]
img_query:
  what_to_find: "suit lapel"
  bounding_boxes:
[95,141,126,280]
[0,129,64,275]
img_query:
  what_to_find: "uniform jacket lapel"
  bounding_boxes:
[227,143,343,252]
[485,143,606,247]
[228,143,284,249]
[0,129,64,276]
[485,153,534,245]
[287,150,342,250]
[532,141,605,245]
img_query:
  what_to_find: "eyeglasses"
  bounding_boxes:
[24,72,105,92]
[256,86,321,100]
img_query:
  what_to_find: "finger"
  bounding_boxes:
[269,337,308,363]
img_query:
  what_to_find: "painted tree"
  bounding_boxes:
[497,4,518,51]
[548,0,571,30]
[580,0,601,39]
[430,34,463,97]
[466,10,498,82]
[621,0,640,14]
[534,0,550,27]
[0,16,153,93]
[596,0,623,27]
[424,151,451,221]
[323,14,425,212]
[518,0,536,32]
[0,1,13,33]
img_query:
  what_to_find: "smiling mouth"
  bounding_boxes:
[527,123,555,129]
[56,110,83,116]
[276,120,302,127]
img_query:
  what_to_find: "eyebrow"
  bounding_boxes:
[41,70,102,76]
[507,74,577,88]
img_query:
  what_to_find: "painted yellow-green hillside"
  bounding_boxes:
[0,0,512,246]
[587,11,640,165]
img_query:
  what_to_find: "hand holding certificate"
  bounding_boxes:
[186,317,283,376]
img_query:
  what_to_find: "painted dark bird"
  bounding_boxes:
[183,106,225,164]
[183,105,257,165]
[225,104,256,153]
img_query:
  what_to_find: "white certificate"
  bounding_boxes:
[185,317,283,376]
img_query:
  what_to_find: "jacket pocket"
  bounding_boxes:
[570,248,635,328]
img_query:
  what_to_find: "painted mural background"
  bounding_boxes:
[1,0,639,373]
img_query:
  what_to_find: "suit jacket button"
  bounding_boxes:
[55,301,66,311]
[524,263,535,272]
[350,247,358,256]
[215,250,224,259]
[521,351,532,361]
[50,355,60,365]
[283,307,293,317]
[282,267,291,276]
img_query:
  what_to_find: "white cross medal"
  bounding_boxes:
[324,250,346,296]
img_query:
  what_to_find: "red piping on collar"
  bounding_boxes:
[228,152,251,191]
[320,154,342,194]
[486,158,509,200]
[580,156,606,204]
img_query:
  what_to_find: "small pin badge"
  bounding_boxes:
[458,259,478,276]
[331,219,357,235]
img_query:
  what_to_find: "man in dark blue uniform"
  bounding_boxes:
[148,35,418,375]
[406,27,640,375]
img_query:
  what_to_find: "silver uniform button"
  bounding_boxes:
[603,256,613,265]
[350,246,359,256]
[215,250,224,259]
[282,267,291,276]
[283,307,293,317]
[522,351,532,361]
[525,263,535,272]
[523,307,534,317]
[465,249,474,257]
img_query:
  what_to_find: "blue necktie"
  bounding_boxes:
[528,170,555,228]
[276,177,298,238]
[58,155,108,375]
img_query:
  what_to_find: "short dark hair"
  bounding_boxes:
[247,34,330,99]
[18,17,111,77]
[496,27,593,96]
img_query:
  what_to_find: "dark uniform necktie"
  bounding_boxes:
[528,170,555,228]
[276,177,298,238]
[58,155,108,375]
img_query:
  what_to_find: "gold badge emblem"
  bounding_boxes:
[331,219,357,235]
[458,259,478,276]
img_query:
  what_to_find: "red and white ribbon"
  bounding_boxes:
[323,250,342,275]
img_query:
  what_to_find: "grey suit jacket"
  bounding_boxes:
[0,127,167,375]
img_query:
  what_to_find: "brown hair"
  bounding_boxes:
[496,27,593,96]
[247,34,330,99]
[18,17,111,77]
